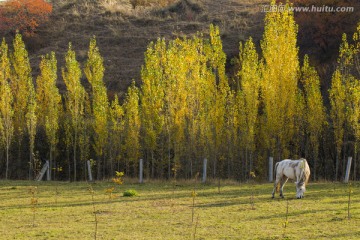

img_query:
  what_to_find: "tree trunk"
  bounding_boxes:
[167,130,171,180]
[335,153,339,181]
[6,143,9,180]
[354,144,357,181]
[151,150,154,179]
[73,137,77,181]
[49,145,53,181]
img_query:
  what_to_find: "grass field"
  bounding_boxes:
[0,180,359,239]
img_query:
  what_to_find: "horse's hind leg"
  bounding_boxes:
[280,177,288,198]
[271,180,277,198]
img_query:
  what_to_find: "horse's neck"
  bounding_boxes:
[298,163,306,183]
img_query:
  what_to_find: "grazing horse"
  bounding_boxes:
[272,158,310,199]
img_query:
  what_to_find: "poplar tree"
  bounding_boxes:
[123,82,140,175]
[26,79,37,179]
[165,38,190,178]
[300,55,326,179]
[0,39,14,179]
[337,31,360,180]
[224,89,238,178]
[139,26,230,178]
[351,24,360,179]
[182,36,207,177]
[208,24,229,178]
[347,73,360,180]
[329,69,346,181]
[36,52,61,180]
[237,37,260,175]
[78,94,91,180]
[11,33,33,173]
[109,95,124,174]
[260,1,300,159]
[62,42,86,181]
[140,40,165,178]
[84,37,109,179]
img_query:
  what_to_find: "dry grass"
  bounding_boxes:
[0,181,359,239]
[98,0,179,16]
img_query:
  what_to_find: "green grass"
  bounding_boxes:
[0,180,359,239]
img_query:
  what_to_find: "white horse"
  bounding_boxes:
[272,158,310,199]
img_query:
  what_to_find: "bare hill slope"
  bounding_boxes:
[26,0,267,95]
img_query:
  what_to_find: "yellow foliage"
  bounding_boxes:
[260,1,300,157]
[112,171,124,185]
[84,37,108,158]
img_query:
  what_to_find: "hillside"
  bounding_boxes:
[16,0,268,95]
[4,0,360,95]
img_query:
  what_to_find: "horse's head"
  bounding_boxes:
[295,181,306,199]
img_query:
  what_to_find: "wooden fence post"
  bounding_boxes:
[344,157,352,183]
[202,158,207,183]
[269,157,273,182]
[139,159,144,184]
[87,160,93,182]
[46,160,50,181]
[36,161,49,181]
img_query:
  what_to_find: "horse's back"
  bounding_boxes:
[277,159,305,180]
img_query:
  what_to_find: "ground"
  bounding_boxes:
[0,180,359,239]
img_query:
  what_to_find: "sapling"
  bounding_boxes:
[282,200,289,238]
[54,184,60,204]
[111,171,124,198]
[112,171,124,185]
[249,171,256,210]
[105,187,115,200]
[348,182,352,220]
[172,162,180,196]
[192,172,199,223]
[88,184,98,240]
[284,200,289,228]
[28,186,38,227]
[192,214,200,240]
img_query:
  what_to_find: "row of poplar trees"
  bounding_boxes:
[1,2,360,181]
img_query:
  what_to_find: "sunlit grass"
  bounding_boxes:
[0,180,359,239]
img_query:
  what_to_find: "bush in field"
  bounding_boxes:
[0,0,52,36]
[123,189,138,197]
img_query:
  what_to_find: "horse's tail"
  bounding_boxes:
[274,162,280,193]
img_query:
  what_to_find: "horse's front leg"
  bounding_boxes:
[280,177,289,198]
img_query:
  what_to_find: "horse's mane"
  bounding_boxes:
[300,158,310,185]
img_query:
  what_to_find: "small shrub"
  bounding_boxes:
[0,0,52,36]
[123,189,138,197]
[130,0,150,9]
